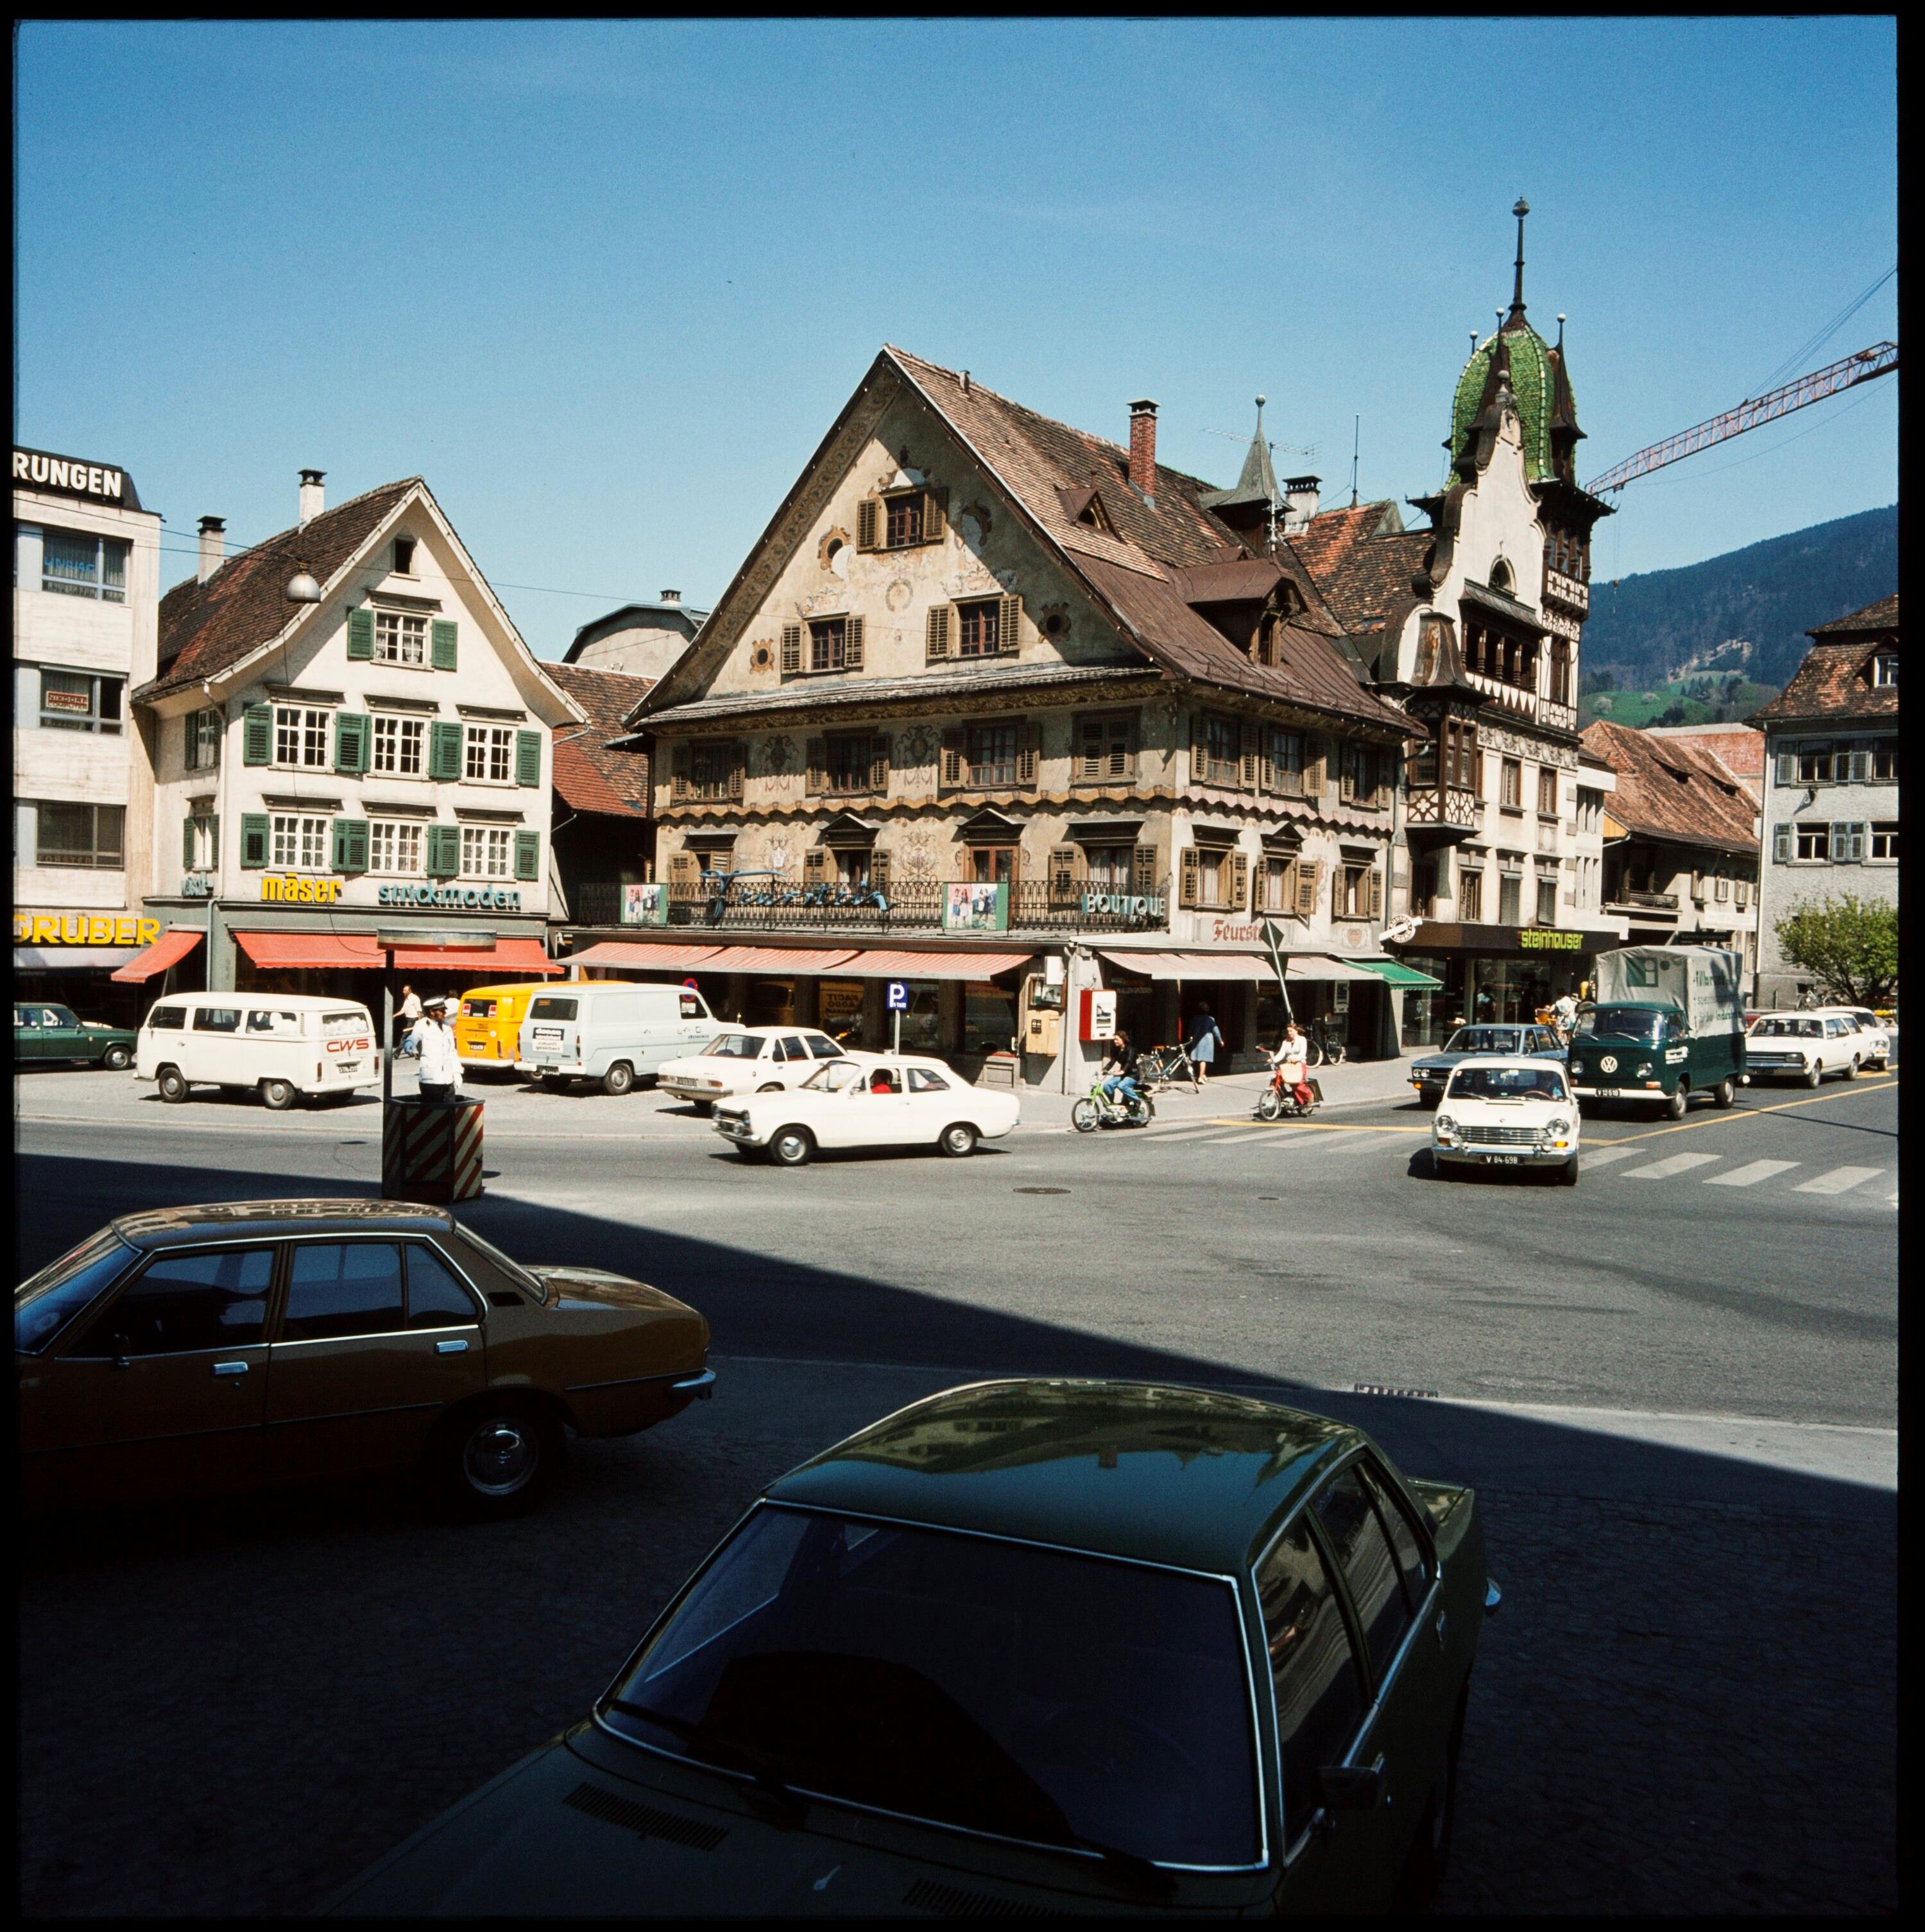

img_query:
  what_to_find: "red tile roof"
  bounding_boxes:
[1808,594,1897,638]
[545,662,653,817]
[1288,502,1434,640]
[1643,724,1765,781]
[1580,720,1759,856]
[1752,595,1898,728]
[141,479,420,700]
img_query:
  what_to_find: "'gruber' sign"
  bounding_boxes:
[13,447,142,510]
[15,912,162,947]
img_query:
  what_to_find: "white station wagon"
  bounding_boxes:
[713,1053,1021,1165]
[1431,1055,1581,1185]
[657,1027,846,1113]
[1743,1013,1869,1086]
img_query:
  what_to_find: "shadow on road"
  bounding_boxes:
[13,1148,1897,1919]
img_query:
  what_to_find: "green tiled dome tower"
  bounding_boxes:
[1445,200,1582,488]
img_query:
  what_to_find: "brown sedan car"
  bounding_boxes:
[15,1200,713,1518]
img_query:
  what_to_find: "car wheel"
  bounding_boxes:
[691,1100,714,1116]
[937,1122,978,1158]
[1664,1082,1688,1121]
[602,1061,635,1097]
[769,1126,814,1168]
[261,1078,298,1111]
[156,1064,189,1104]
[1804,1063,1822,1089]
[1842,1056,1859,1081]
[436,1403,557,1519]
[757,1082,783,1093]
[1396,1682,1467,1911]
[1559,1155,1579,1186]
[1712,1076,1736,1108]
[1070,1099,1100,1134]
[103,1045,132,1071]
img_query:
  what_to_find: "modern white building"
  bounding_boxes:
[128,471,584,1003]
[13,443,165,1020]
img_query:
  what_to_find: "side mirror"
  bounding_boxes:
[1316,1756,1384,1811]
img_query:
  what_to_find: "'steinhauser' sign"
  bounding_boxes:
[13,447,142,511]
[1518,927,1583,951]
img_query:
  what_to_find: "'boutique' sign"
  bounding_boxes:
[13,447,142,511]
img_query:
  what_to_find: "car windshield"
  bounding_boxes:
[1444,1027,1521,1056]
[706,1034,767,1060]
[803,1061,864,1093]
[15,1229,136,1353]
[1574,1007,1666,1047]
[1446,1065,1569,1103]
[603,1505,1259,1869]
[1750,1016,1821,1038]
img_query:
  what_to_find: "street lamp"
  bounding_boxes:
[285,568,322,603]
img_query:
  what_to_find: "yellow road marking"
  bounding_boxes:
[1586,1074,1897,1148]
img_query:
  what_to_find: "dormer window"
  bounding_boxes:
[392,536,417,576]
[1871,653,1898,687]
[1056,486,1115,534]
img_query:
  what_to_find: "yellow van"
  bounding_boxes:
[456,984,552,1068]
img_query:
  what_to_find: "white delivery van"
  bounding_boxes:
[516,981,717,1095]
[136,993,380,1109]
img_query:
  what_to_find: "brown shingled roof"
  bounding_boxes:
[1808,593,1897,638]
[1580,720,1759,857]
[546,661,653,817]
[142,479,419,700]
[1288,502,1433,638]
[1643,724,1765,782]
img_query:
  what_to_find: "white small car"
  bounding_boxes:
[1431,1056,1580,1184]
[1803,1007,1892,1072]
[1744,1013,1868,1086]
[658,1028,848,1113]
[713,1053,1021,1165]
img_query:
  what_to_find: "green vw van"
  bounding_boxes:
[1566,946,1746,1120]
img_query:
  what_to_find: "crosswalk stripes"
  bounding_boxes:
[1794,1165,1887,1195]
[1621,1151,1722,1181]
[1706,1158,1800,1188]
[1576,1143,1642,1168]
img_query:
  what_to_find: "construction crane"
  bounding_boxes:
[1586,339,1897,495]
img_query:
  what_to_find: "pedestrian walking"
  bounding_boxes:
[1187,1003,1226,1086]
[395,982,423,1052]
[413,997,464,1105]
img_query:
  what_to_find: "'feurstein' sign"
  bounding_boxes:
[13,447,142,511]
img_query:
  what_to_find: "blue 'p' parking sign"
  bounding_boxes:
[886,980,909,1012]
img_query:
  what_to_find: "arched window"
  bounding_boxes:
[1489,559,1514,595]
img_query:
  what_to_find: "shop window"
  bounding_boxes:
[460,825,514,879]
[1459,868,1485,922]
[1498,871,1522,925]
[40,528,128,601]
[275,705,331,770]
[370,821,425,876]
[38,667,123,734]
[465,724,515,783]
[33,801,124,869]
[372,715,425,776]
[271,813,330,872]
[375,611,428,664]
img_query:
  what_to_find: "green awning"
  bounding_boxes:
[1353,957,1444,990]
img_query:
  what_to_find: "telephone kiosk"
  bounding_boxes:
[1021,973,1064,1056]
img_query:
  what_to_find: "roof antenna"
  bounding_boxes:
[1350,415,1360,509]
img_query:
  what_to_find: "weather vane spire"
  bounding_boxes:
[1508,197,1530,324]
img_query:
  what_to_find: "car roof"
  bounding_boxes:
[110,1198,456,1250]
[765,1379,1358,1575]
[153,992,366,1011]
[1446,1055,1567,1071]
[457,983,551,998]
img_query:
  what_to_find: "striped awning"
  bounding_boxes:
[565,941,726,971]
[837,948,1034,982]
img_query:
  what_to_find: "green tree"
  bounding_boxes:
[1774,894,1899,1005]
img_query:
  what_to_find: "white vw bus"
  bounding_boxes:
[135,993,379,1109]
[515,981,717,1094]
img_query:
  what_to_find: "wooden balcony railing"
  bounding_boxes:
[1405,785,1480,829]
[659,873,1170,934]
[1608,889,1680,912]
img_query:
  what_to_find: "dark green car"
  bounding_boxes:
[14,1002,137,1070]
[325,1380,1496,1917]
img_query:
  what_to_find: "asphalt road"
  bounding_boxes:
[13,1068,1899,1915]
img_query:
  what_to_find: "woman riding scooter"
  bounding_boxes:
[1259,1023,1318,1119]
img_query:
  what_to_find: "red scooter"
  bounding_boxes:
[1254,1062,1322,1120]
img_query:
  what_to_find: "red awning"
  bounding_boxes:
[566,941,726,971]
[838,948,1034,982]
[389,938,561,975]
[697,946,860,975]
[234,931,386,970]
[109,928,204,983]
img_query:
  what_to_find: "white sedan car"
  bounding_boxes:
[713,1053,1021,1165]
[1431,1056,1580,1185]
[1806,1006,1892,1072]
[658,1027,847,1112]
[1744,1013,1868,1086]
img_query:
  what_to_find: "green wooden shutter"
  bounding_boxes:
[516,730,542,786]
[429,721,465,780]
[182,815,198,869]
[515,830,540,880]
[210,813,219,860]
[346,608,374,660]
[431,619,458,670]
[240,813,270,869]
[427,825,460,878]
[182,714,199,772]
[334,711,370,773]
[243,703,273,765]
[1773,825,1790,863]
[333,817,369,873]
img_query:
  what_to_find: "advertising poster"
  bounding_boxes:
[943,881,1009,932]
[620,883,669,927]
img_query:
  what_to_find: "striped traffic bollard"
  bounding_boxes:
[449,1102,484,1201]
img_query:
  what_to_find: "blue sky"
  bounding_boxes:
[15,18,1896,660]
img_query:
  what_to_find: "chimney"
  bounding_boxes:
[298,468,325,527]
[197,516,225,583]
[658,589,681,605]
[1128,399,1158,499]
[1283,475,1321,534]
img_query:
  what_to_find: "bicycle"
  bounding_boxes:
[1304,1019,1348,1069]
[1138,1042,1200,1093]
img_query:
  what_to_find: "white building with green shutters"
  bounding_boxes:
[130,471,581,1001]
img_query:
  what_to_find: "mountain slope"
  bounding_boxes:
[1580,504,1897,690]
